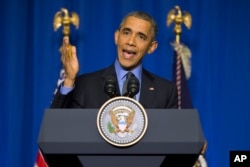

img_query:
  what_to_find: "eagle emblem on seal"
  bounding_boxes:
[109,106,135,134]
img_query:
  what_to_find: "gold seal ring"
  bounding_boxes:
[97,96,148,147]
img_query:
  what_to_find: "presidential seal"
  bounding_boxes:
[97,96,148,147]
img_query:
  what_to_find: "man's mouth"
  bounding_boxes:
[123,49,136,59]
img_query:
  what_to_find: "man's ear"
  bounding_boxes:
[147,41,158,54]
[114,30,119,45]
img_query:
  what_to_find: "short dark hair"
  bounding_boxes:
[119,11,158,40]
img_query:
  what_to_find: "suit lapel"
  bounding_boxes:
[139,69,157,108]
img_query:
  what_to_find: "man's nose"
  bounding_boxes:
[127,35,136,46]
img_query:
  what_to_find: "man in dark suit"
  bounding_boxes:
[51,11,177,109]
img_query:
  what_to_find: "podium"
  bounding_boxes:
[38,109,205,167]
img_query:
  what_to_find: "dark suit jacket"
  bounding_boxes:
[51,64,178,109]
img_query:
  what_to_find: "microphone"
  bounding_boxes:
[104,76,117,98]
[126,76,139,98]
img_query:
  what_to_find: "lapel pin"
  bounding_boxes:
[149,87,155,91]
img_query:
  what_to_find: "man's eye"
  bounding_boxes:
[122,31,130,35]
[138,34,146,40]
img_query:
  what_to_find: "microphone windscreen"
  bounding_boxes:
[104,76,117,98]
[127,76,139,97]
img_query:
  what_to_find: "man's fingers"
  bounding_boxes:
[61,36,71,59]
[61,46,73,61]
[71,46,77,59]
[63,36,70,46]
[61,45,77,63]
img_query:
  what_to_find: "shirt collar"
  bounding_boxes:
[114,59,142,82]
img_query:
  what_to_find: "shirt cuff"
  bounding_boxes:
[60,85,74,95]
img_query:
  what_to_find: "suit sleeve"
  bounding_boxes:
[50,90,72,108]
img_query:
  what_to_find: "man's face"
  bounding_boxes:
[114,16,158,70]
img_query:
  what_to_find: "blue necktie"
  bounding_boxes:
[122,72,133,96]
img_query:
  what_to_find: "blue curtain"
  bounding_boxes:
[1,0,250,166]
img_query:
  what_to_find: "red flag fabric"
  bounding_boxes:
[34,150,48,167]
